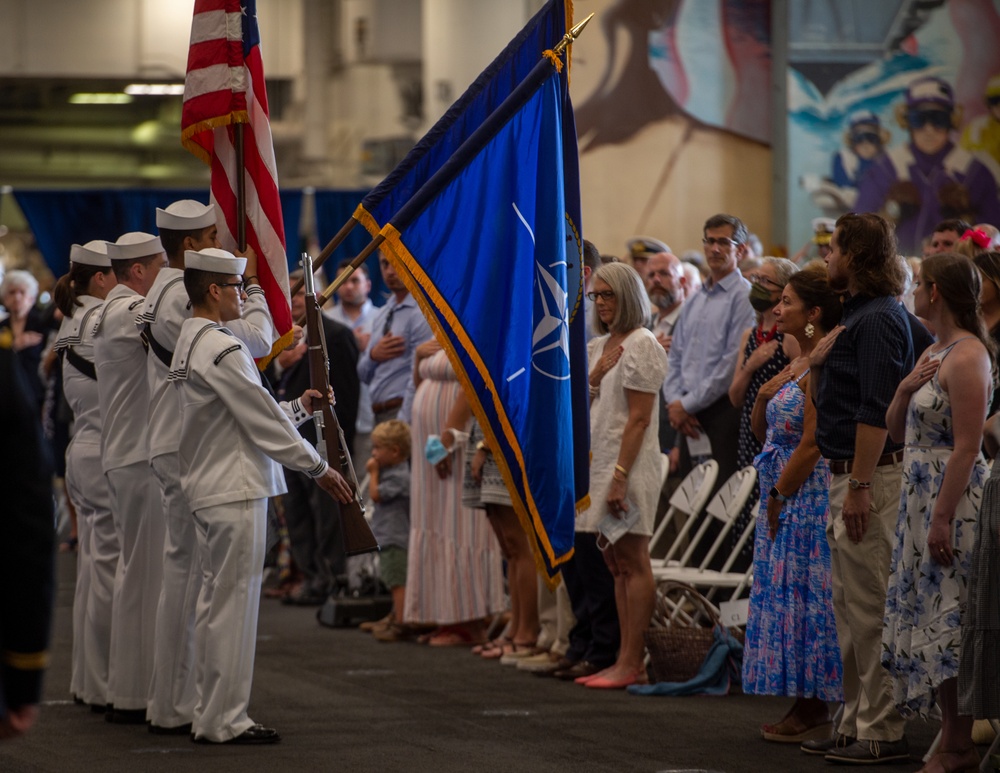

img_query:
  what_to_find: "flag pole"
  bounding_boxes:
[294,233,385,326]
[288,215,358,298]
[289,14,592,304]
[235,122,247,251]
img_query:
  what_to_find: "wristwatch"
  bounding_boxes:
[769,486,788,503]
[848,478,872,490]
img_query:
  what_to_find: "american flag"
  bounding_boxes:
[181,0,292,362]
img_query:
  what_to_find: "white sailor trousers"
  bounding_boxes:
[105,461,165,711]
[148,452,203,728]
[191,498,267,743]
[65,439,110,706]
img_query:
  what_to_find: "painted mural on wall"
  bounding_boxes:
[577,0,771,150]
[572,0,772,257]
[791,0,1000,257]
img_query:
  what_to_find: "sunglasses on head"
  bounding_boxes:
[907,109,951,130]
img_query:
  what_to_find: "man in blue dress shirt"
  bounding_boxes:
[662,213,755,489]
[357,252,432,426]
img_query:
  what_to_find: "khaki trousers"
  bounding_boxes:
[827,465,906,742]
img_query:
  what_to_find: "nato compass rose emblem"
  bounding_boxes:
[513,202,571,381]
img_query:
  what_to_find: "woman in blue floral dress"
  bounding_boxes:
[882,253,993,773]
[743,263,845,742]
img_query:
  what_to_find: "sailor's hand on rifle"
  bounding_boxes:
[299,387,334,415]
[370,333,405,362]
[233,245,258,283]
[315,467,353,503]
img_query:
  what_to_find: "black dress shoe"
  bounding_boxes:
[552,660,601,681]
[193,724,281,745]
[90,702,110,715]
[108,708,148,725]
[149,722,193,735]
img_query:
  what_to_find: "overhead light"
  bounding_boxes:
[125,83,185,96]
[69,93,134,105]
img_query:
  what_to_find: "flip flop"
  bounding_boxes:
[761,720,833,743]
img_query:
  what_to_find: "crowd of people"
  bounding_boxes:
[4,182,1000,770]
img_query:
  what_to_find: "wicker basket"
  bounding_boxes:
[643,581,745,685]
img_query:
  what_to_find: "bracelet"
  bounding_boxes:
[589,385,600,398]
[612,471,627,483]
[614,464,629,478]
[244,275,259,284]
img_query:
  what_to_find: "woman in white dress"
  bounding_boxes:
[579,262,668,689]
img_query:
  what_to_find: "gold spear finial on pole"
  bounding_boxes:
[552,12,595,56]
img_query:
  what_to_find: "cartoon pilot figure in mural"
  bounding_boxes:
[855,75,1000,254]
[831,110,889,193]
[961,73,1000,167]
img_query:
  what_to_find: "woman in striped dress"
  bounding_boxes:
[403,342,505,646]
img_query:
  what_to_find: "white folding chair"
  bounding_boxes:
[652,465,758,595]
[648,459,718,569]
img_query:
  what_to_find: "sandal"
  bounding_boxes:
[761,718,833,743]
[918,747,980,773]
[478,637,514,659]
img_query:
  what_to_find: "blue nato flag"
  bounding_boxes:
[380,58,588,580]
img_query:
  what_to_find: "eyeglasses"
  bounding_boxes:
[748,273,784,290]
[851,131,882,145]
[215,281,244,292]
[702,236,738,248]
[586,290,616,302]
[907,109,951,130]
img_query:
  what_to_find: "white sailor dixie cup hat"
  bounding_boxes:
[70,240,111,268]
[156,199,216,231]
[184,247,247,275]
[106,232,164,261]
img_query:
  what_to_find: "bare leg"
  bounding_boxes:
[486,506,538,646]
[599,534,653,680]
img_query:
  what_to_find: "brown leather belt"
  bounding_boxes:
[829,449,904,476]
[372,397,404,414]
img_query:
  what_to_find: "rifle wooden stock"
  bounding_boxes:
[303,274,379,556]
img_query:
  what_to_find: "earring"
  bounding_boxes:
[805,322,815,339]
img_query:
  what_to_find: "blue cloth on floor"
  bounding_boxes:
[628,626,743,697]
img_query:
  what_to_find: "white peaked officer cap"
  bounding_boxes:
[184,247,247,276]
[156,199,216,231]
[70,240,111,268]
[106,232,164,261]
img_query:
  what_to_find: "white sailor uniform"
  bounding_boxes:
[169,318,327,743]
[138,269,275,730]
[56,295,116,707]
[92,283,165,713]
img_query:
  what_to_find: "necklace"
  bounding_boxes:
[754,323,778,346]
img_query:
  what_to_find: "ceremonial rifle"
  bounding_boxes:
[302,253,379,556]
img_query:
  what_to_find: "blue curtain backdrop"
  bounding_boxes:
[13,188,328,279]
[313,189,388,305]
